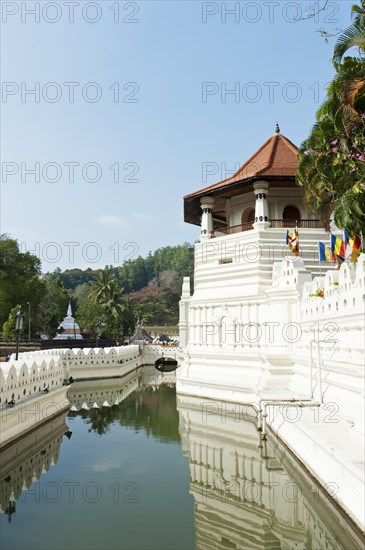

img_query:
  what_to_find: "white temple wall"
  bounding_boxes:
[267,187,306,220]
[225,193,255,226]
[178,245,365,433]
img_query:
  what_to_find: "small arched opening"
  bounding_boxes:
[282,205,301,227]
[241,207,255,229]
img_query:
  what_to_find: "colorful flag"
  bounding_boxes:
[286,223,299,256]
[343,229,361,251]
[331,234,346,258]
[319,242,336,263]
[343,229,361,261]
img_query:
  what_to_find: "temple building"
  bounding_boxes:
[177,127,365,529]
[177,123,363,403]
[183,124,327,265]
[54,303,83,340]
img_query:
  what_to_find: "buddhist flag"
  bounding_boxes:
[343,229,361,261]
[286,223,299,256]
[319,242,336,263]
[343,229,361,250]
[331,234,346,258]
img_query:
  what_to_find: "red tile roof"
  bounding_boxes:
[184,132,299,226]
[184,133,298,199]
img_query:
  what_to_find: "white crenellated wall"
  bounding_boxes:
[0,355,65,407]
[11,345,141,381]
[178,252,365,427]
[60,345,141,379]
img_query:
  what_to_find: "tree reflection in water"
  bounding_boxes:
[69,382,179,442]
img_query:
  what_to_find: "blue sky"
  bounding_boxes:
[1,0,353,271]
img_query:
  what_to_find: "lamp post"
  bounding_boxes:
[95,321,102,348]
[14,307,24,360]
[26,301,31,340]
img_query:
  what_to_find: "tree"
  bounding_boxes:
[333,1,365,66]
[2,306,21,339]
[297,3,365,237]
[129,286,165,324]
[37,276,70,338]
[89,267,135,339]
[76,300,107,340]
[0,236,45,330]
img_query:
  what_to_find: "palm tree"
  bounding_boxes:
[297,43,365,236]
[89,268,132,338]
[333,1,365,66]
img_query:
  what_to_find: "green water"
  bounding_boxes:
[0,367,362,550]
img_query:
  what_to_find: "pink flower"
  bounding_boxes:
[332,147,338,153]
[331,139,338,145]
[306,149,315,153]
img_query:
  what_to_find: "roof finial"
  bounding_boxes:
[275,122,280,134]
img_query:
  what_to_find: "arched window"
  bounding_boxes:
[283,205,301,222]
[241,207,255,225]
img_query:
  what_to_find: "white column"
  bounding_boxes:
[200,196,214,240]
[253,181,270,229]
[179,277,191,347]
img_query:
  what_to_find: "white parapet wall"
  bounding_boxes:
[13,345,142,381]
[60,345,141,380]
[0,354,69,448]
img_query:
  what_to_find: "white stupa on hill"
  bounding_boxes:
[54,302,83,340]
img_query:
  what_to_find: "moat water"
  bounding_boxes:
[0,367,362,550]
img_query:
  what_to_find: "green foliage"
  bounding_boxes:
[333,1,365,66]
[0,236,45,330]
[297,6,365,238]
[0,239,193,340]
[76,300,106,338]
[118,243,194,293]
[2,306,21,339]
[37,276,70,338]
[88,267,135,339]
[48,268,101,290]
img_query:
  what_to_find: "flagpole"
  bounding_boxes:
[330,231,336,270]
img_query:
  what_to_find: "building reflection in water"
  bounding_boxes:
[2,370,362,550]
[177,395,363,550]
[0,412,68,522]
